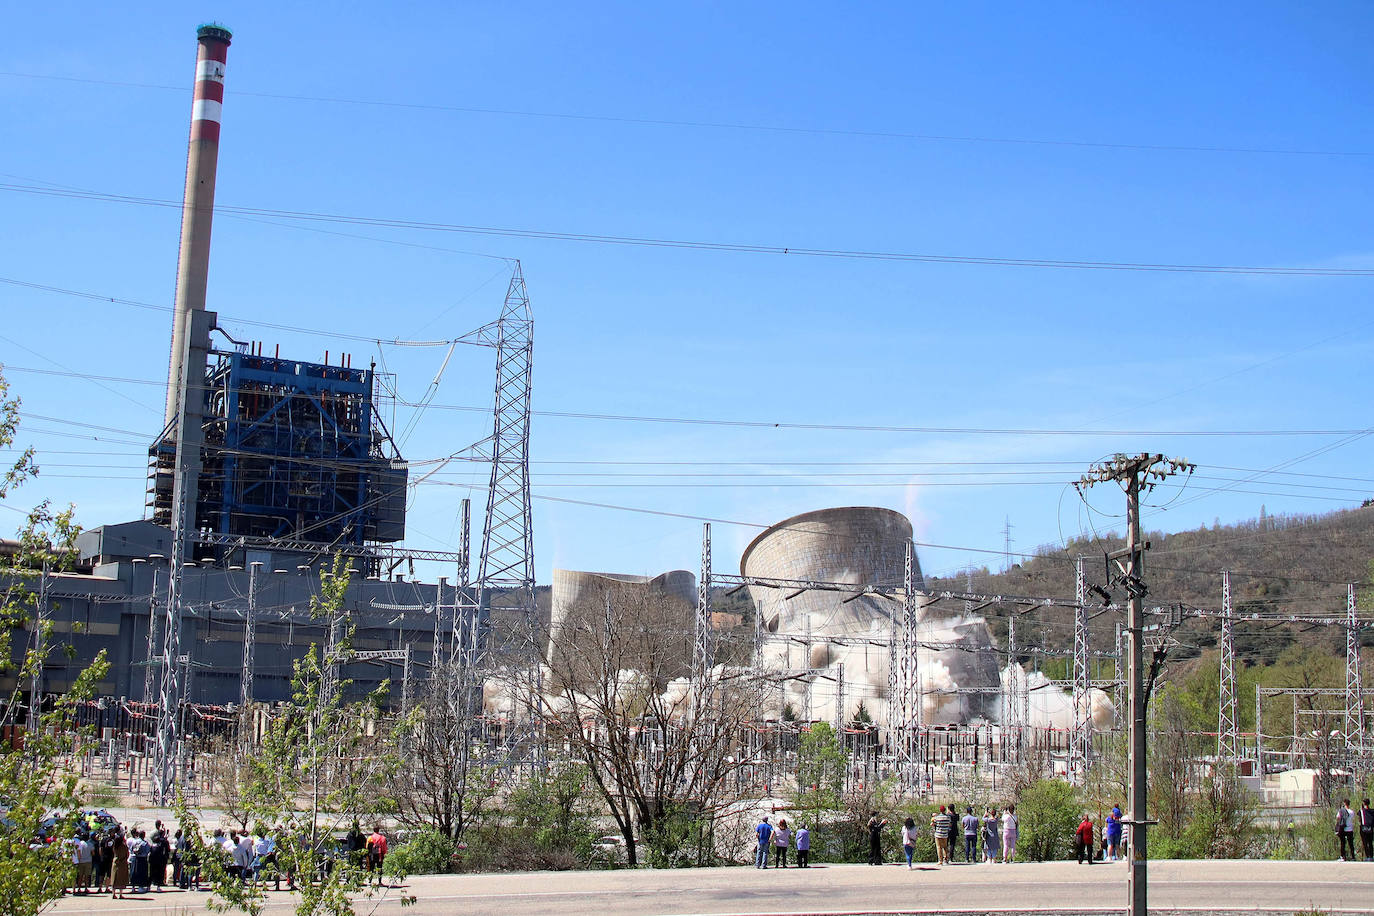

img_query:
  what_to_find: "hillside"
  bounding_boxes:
[926,505,1374,665]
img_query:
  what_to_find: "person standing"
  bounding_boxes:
[982,808,1000,863]
[72,833,92,895]
[150,827,170,890]
[961,807,980,863]
[186,833,203,892]
[947,801,961,861]
[346,821,366,869]
[1075,814,1095,865]
[131,829,152,892]
[867,812,887,865]
[930,806,952,865]
[754,816,773,869]
[111,831,130,900]
[901,817,918,869]
[367,827,388,886]
[170,828,183,889]
[795,823,811,868]
[1001,804,1018,863]
[772,818,791,868]
[1360,799,1374,862]
[1106,806,1123,862]
[92,829,109,893]
[1337,799,1357,861]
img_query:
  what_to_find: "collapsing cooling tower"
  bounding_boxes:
[740,507,1002,726]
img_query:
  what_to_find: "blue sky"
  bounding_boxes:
[2,2,1372,590]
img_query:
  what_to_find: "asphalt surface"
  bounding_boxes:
[48,859,1374,916]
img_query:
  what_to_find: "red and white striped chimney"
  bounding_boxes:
[165,23,232,424]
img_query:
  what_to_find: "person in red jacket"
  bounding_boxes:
[366,827,388,886]
[1075,814,1096,865]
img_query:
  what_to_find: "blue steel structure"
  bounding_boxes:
[149,347,405,558]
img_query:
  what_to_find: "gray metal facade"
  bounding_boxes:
[4,519,462,710]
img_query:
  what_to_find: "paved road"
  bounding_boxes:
[49,859,1374,916]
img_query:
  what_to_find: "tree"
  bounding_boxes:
[1177,768,1257,858]
[0,365,110,916]
[792,722,846,828]
[542,582,768,867]
[506,762,599,868]
[1150,684,1206,841]
[1016,778,1079,862]
[193,555,405,916]
[386,655,497,844]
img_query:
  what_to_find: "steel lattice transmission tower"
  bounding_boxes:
[1070,556,1092,783]
[472,263,538,710]
[1003,615,1026,763]
[1218,570,1239,763]
[890,540,920,793]
[693,523,714,680]
[1347,583,1364,761]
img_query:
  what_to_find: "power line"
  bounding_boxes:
[8,358,1372,438]
[30,458,1374,495]
[7,437,1374,484]
[5,182,1374,277]
[2,70,1369,159]
[0,276,477,349]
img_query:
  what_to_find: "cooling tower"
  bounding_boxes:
[741,507,1001,725]
[546,568,696,684]
[741,507,917,639]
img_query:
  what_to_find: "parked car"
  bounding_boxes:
[591,834,630,865]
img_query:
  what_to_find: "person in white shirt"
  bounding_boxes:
[72,835,92,894]
[1001,805,1019,863]
[1338,799,1357,861]
[901,817,918,868]
[233,831,255,881]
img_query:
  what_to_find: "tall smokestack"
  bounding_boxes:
[164,23,232,423]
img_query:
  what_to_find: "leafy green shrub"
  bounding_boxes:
[1294,813,1339,861]
[506,764,598,867]
[1016,779,1080,862]
[385,829,457,876]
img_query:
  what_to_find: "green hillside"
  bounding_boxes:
[926,505,1374,666]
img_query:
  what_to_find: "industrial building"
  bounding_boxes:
[1,23,468,716]
[4,519,444,708]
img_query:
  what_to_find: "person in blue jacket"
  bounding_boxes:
[1106,806,1123,862]
[755,816,773,869]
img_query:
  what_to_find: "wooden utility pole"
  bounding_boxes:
[1076,453,1193,916]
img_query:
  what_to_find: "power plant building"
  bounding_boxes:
[1,23,459,714]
